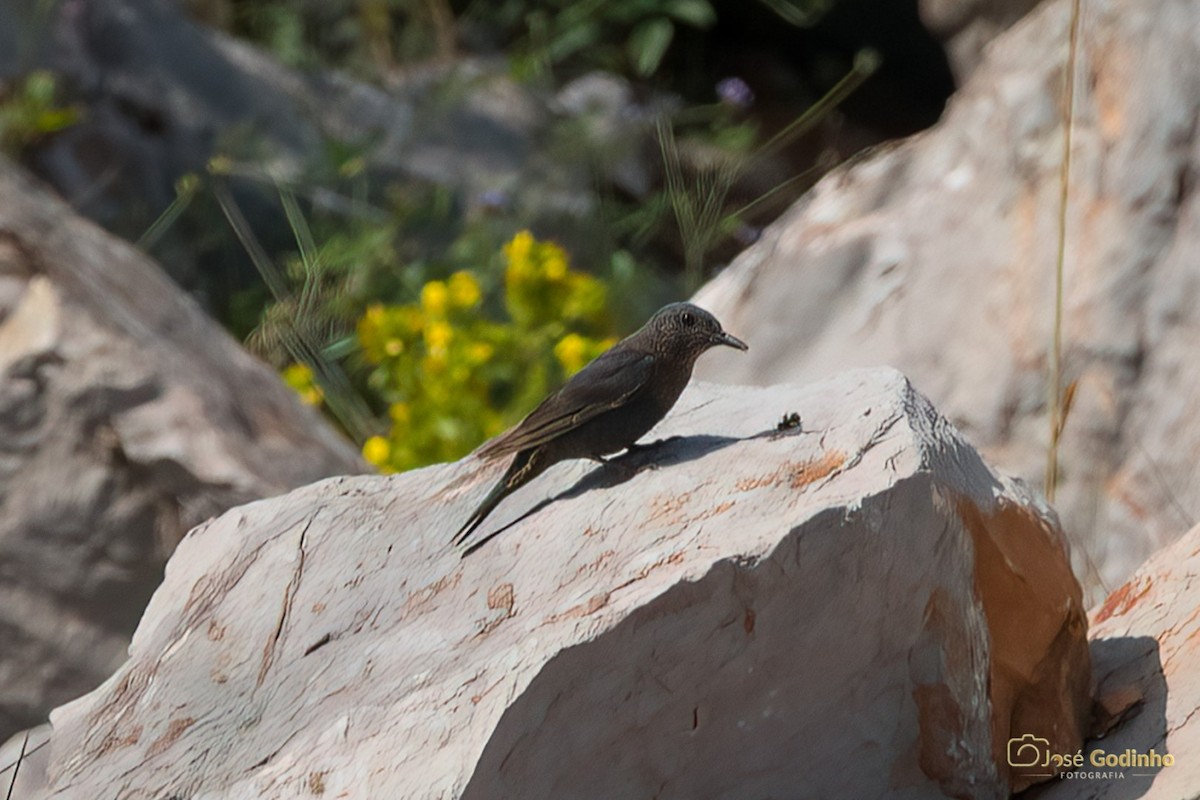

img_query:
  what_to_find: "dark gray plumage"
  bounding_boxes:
[452,302,748,550]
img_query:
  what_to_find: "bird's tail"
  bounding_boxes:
[451,471,512,548]
[451,449,544,551]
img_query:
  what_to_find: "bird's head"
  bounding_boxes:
[644,302,748,359]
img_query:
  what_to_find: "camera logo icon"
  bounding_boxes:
[1008,734,1049,768]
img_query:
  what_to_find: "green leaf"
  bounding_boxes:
[547,20,602,63]
[713,121,759,152]
[604,0,660,25]
[665,0,716,28]
[33,108,79,135]
[627,17,674,77]
[756,0,833,27]
[23,71,57,105]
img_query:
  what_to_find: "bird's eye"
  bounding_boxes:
[681,312,696,326]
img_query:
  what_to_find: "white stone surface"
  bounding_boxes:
[695,0,1200,597]
[0,160,366,740]
[36,370,1089,799]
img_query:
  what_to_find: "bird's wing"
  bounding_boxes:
[476,348,655,459]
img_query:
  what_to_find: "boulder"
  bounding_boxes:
[919,0,1045,80]
[695,0,1200,597]
[34,369,1089,799]
[0,724,50,800]
[0,159,366,741]
[1033,522,1200,799]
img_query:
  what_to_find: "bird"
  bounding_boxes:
[452,302,748,550]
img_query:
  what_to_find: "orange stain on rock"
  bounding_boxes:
[487,582,515,614]
[95,724,143,758]
[544,591,611,624]
[950,496,1090,794]
[560,550,616,590]
[147,717,195,757]
[1093,577,1154,624]
[790,450,846,488]
[735,474,775,491]
[649,492,692,522]
[735,451,846,492]
[402,571,463,617]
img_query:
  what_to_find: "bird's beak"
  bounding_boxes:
[716,331,749,351]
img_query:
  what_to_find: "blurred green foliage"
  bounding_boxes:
[221,0,842,84]
[344,230,617,471]
[224,0,721,81]
[0,71,81,157]
[143,153,654,471]
[145,0,869,475]
[229,0,458,75]
[505,0,716,80]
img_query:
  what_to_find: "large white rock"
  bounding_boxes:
[695,0,1200,597]
[0,160,366,740]
[33,370,1089,799]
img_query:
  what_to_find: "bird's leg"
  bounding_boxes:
[617,435,682,468]
[590,436,679,478]
[587,449,646,480]
[624,435,682,456]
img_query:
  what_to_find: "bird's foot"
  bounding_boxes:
[627,436,680,456]
[622,442,651,458]
[588,451,648,480]
[591,438,679,477]
[621,436,681,467]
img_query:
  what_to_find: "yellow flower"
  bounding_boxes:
[363,303,385,323]
[467,341,494,364]
[565,273,607,319]
[554,333,589,375]
[282,363,323,406]
[357,305,385,362]
[543,249,568,281]
[384,338,404,356]
[421,281,449,316]
[504,229,535,268]
[448,271,481,308]
[362,435,391,467]
[425,320,453,351]
[389,402,411,426]
[387,306,417,333]
[422,353,447,374]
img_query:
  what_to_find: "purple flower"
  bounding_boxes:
[732,223,761,246]
[475,189,511,211]
[716,77,755,109]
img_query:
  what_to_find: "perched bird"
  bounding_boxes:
[452,302,748,550]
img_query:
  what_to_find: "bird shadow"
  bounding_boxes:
[462,434,740,556]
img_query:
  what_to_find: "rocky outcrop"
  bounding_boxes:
[919,0,1045,80]
[0,160,365,740]
[29,369,1089,799]
[696,0,1200,597]
[1033,521,1200,799]
[0,724,49,800]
